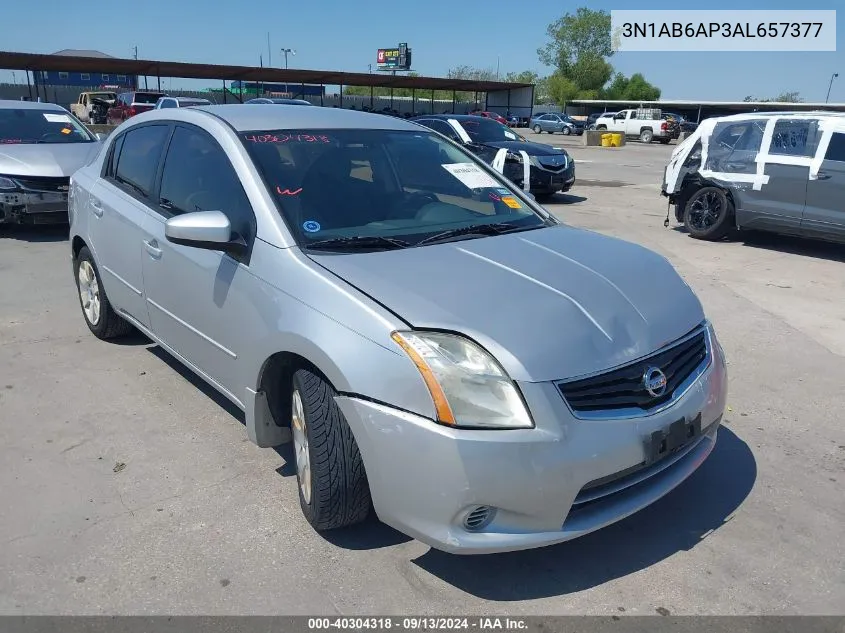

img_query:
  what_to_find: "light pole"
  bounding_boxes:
[280,48,295,69]
[826,72,839,103]
[280,48,295,96]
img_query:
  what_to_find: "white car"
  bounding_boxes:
[154,96,213,109]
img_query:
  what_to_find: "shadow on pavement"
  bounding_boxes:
[0,224,69,242]
[412,427,755,600]
[672,226,845,263]
[542,193,587,205]
[146,345,245,423]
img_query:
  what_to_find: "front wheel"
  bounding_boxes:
[683,186,734,241]
[291,368,371,531]
[74,246,133,339]
[562,126,571,135]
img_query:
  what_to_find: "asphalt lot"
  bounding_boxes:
[1,133,843,616]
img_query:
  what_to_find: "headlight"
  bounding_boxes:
[391,331,533,429]
[0,176,20,191]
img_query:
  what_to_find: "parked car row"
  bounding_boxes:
[61,102,728,555]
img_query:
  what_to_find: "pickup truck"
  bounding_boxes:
[594,108,677,144]
[70,91,117,124]
[106,91,166,126]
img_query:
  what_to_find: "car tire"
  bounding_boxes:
[74,246,134,339]
[659,138,670,144]
[596,125,607,131]
[683,186,734,241]
[291,367,371,531]
[562,127,571,135]
[533,125,542,134]
[639,128,654,143]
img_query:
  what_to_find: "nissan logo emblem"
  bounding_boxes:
[642,366,668,398]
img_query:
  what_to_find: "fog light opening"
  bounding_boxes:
[463,505,496,532]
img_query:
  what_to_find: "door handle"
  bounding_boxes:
[90,198,103,217]
[816,171,831,180]
[143,239,162,259]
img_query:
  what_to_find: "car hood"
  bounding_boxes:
[480,140,566,157]
[309,225,705,383]
[0,142,101,178]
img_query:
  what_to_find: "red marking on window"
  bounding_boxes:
[276,186,303,196]
[246,134,332,144]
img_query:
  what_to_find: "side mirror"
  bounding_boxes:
[164,210,246,256]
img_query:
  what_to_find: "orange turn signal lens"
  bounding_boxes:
[391,332,456,425]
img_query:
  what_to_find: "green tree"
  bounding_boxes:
[741,91,803,103]
[603,72,630,100]
[620,73,661,100]
[505,70,540,85]
[538,7,613,75]
[546,74,580,105]
[569,54,613,93]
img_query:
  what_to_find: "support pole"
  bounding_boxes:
[412,88,415,115]
[320,84,324,107]
[222,80,227,104]
[339,84,343,108]
[370,85,374,109]
[26,70,32,100]
[452,89,456,114]
[431,89,434,114]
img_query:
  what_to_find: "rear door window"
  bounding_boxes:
[768,119,819,157]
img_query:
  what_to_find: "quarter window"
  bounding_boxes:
[158,126,254,241]
[824,132,845,162]
[113,125,169,197]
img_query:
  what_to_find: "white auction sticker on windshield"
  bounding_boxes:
[43,113,71,123]
[442,163,500,189]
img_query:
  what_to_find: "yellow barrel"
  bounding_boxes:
[600,133,611,147]
[611,133,623,146]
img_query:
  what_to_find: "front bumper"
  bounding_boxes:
[509,162,575,194]
[337,330,728,555]
[0,190,69,224]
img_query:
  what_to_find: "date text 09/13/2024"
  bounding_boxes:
[308,618,528,631]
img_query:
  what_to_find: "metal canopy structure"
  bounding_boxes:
[0,51,531,93]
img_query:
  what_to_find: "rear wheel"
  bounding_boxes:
[683,186,734,241]
[74,246,133,339]
[532,125,542,134]
[291,368,371,531]
[639,128,654,143]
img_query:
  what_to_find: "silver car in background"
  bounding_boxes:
[0,100,101,225]
[69,105,727,554]
[154,96,213,109]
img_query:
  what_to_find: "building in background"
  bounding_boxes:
[36,50,137,90]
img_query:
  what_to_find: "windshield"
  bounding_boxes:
[460,118,525,143]
[0,108,95,144]
[242,128,548,247]
[134,93,164,104]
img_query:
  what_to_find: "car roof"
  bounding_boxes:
[413,114,490,122]
[0,99,67,112]
[136,103,425,132]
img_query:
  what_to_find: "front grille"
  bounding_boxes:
[559,328,708,414]
[15,176,70,193]
[536,157,567,172]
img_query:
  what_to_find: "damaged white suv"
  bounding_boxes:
[661,112,845,243]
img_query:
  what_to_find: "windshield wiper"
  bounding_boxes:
[304,235,411,251]
[416,222,533,246]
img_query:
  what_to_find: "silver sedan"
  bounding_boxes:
[68,104,728,554]
[0,100,101,225]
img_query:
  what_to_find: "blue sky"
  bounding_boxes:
[1,0,842,102]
